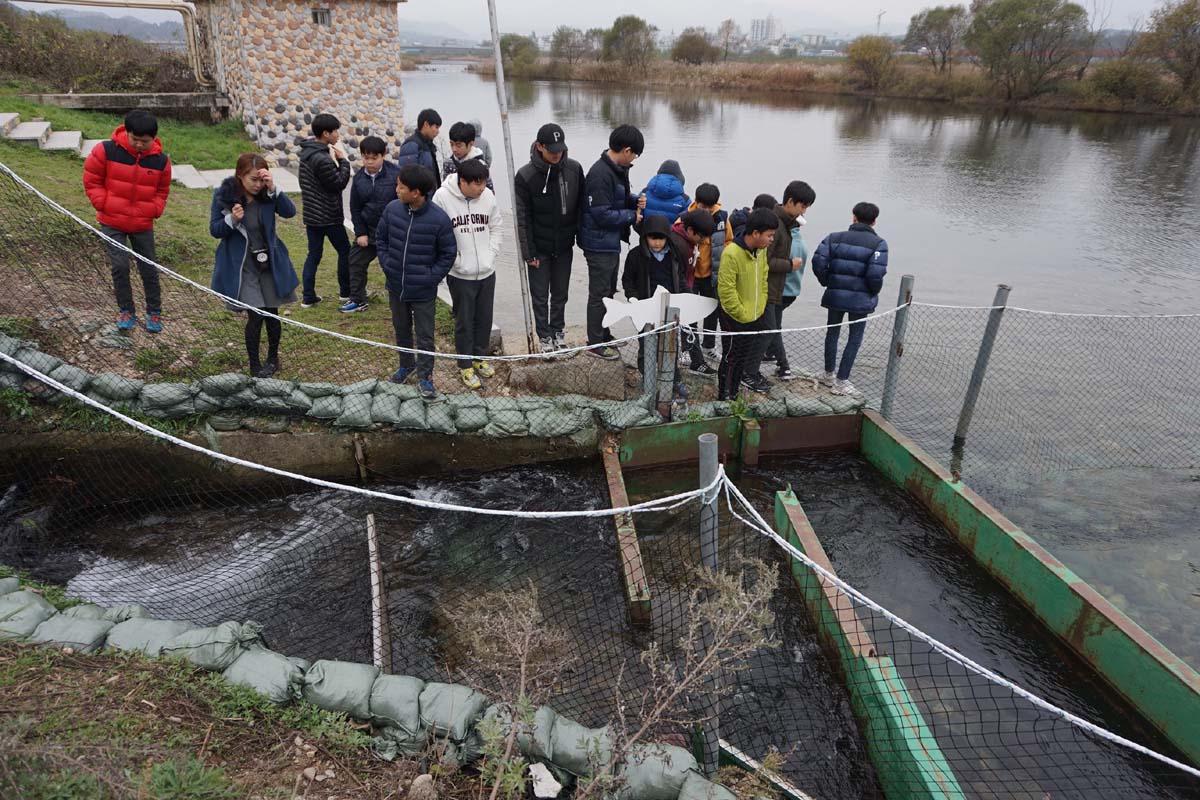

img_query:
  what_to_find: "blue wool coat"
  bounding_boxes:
[376,198,457,303]
[209,178,300,302]
[641,173,689,222]
[811,223,889,314]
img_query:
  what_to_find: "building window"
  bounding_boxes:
[312,8,331,25]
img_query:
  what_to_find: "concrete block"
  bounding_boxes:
[41,130,82,153]
[172,164,210,190]
[7,121,51,146]
[0,113,19,136]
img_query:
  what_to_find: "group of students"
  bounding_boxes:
[82,108,889,403]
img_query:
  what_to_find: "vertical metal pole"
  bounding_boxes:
[486,0,537,355]
[641,326,658,410]
[366,513,391,673]
[659,306,681,415]
[954,284,1011,449]
[880,274,915,420]
[697,432,720,777]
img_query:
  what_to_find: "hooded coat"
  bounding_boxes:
[375,198,457,303]
[397,130,440,182]
[687,200,728,281]
[83,125,172,233]
[431,172,504,281]
[641,160,689,222]
[297,138,351,227]
[811,223,889,314]
[513,144,585,261]
[442,146,493,190]
[621,214,689,300]
[467,118,494,166]
[766,205,800,305]
[209,177,300,303]
[716,237,769,324]
[349,160,401,240]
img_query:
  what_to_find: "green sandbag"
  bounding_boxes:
[222,388,258,409]
[251,396,291,414]
[822,394,864,414]
[161,620,263,671]
[0,333,19,358]
[222,644,308,703]
[426,404,456,435]
[600,402,655,431]
[375,381,420,400]
[29,615,114,653]
[419,682,488,742]
[307,394,344,419]
[677,771,737,800]
[106,618,196,656]
[483,703,556,762]
[302,659,379,720]
[14,346,61,376]
[517,396,553,412]
[199,373,251,397]
[252,377,294,397]
[370,674,425,734]
[0,590,57,639]
[0,577,19,595]
[688,402,720,419]
[285,390,313,411]
[378,725,429,757]
[0,373,20,390]
[371,394,404,425]
[140,382,194,410]
[481,398,528,437]
[550,716,613,776]
[298,382,339,397]
[615,743,698,800]
[787,395,829,417]
[340,378,379,396]
[751,398,788,419]
[49,363,91,393]
[164,398,197,418]
[61,604,106,619]
[455,405,489,432]
[194,392,223,413]
[90,372,143,401]
[394,398,427,430]
[102,603,146,623]
[334,393,374,428]
[529,408,589,439]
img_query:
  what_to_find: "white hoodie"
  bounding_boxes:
[432,171,504,281]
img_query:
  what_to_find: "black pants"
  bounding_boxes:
[101,224,161,314]
[447,273,496,369]
[244,307,281,371]
[717,310,769,400]
[584,251,620,345]
[694,275,719,350]
[389,292,436,378]
[527,251,573,340]
[302,224,351,303]
[347,239,377,305]
[760,303,790,373]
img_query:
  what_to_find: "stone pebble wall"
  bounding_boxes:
[203,0,407,168]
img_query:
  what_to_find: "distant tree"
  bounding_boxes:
[1136,0,1200,100]
[715,18,743,61]
[846,35,897,91]
[584,27,607,60]
[550,25,588,65]
[905,5,970,74]
[500,33,540,77]
[672,27,721,64]
[965,0,1089,100]
[1075,0,1113,80]
[602,15,658,68]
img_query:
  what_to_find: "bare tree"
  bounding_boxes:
[1076,0,1114,80]
[905,5,971,74]
[1121,14,1145,58]
[715,19,742,61]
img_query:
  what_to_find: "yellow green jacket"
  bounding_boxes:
[716,239,768,324]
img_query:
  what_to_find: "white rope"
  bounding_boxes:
[0,161,668,362]
[717,478,1200,781]
[1,353,717,519]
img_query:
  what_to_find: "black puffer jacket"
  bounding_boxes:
[297,139,351,227]
[621,214,688,300]
[513,144,585,261]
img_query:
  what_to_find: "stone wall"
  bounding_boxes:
[198,0,406,167]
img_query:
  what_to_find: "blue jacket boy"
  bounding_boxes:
[349,160,402,240]
[811,221,889,315]
[376,198,457,303]
[579,151,638,253]
[641,160,689,222]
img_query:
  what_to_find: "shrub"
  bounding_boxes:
[1086,59,1174,107]
[846,36,897,92]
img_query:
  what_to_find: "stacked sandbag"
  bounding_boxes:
[223,645,309,703]
[160,620,264,670]
[0,589,57,639]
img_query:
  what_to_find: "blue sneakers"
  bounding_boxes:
[116,310,136,331]
[339,300,368,313]
[145,312,163,333]
[390,366,414,384]
[419,377,439,402]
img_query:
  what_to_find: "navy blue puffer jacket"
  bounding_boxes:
[811,223,889,314]
[579,152,638,253]
[376,198,457,302]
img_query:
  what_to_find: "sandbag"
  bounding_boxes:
[335,393,374,428]
[371,674,426,734]
[302,659,379,720]
[102,603,146,623]
[222,645,308,703]
[483,703,556,762]
[194,392,224,413]
[140,383,194,410]
[600,402,656,431]
[482,398,528,437]
[198,373,251,397]
[61,603,106,619]
[378,725,429,757]
[251,396,291,414]
[374,381,420,400]
[252,377,294,397]
[787,396,829,417]
[106,618,196,656]
[529,407,590,439]
[550,716,613,776]
[90,372,143,401]
[340,378,379,396]
[419,682,488,742]
[677,771,737,800]
[822,394,864,414]
[298,382,339,397]
[222,388,258,409]
[616,743,699,800]
[0,590,57,639]
[751,398,788,419]
[0,372,20,390]
[284,389,313,411]
[370,394,404,425]
[0,333,20,358]
[14,346,61,376]
[394,398,427,430]
[0,577,19,595]
[161,620,263,671]
[29,615,113,653]
[426,404,456,435]
[48,363,91,393]
[455,405,489,432]
[307,394,344,419]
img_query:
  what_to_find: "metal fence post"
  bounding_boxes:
[697,432,720,777]
[641,327,658,411]
[659,306,681,416]
[954,284,1012,451]
[880,274,915,420]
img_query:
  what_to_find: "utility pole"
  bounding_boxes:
[876,10,887,35]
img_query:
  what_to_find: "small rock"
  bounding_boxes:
[409,774,437,800]
[529,763,562,798]
[302,766,317,781]
[314,773,327,782]
[293,735,304,748]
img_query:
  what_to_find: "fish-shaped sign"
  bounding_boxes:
[602,286,719,330]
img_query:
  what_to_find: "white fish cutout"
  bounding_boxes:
[603,285,718,330]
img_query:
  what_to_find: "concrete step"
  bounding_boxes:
[41,130,82,153]
[7,120,51,146]
[0,113,19,136]
[171,163,210,190]
[81,138,105,156]
[198,168,234,189]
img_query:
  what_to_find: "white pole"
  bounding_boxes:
[486,0,538,355]
[366,513,390,672]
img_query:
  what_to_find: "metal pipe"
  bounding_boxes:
[880,274,914,420]
[659,306,681,415]
[953,284,1011,449]
[18,0,215,87]
[366,513,391,673]
[485,0,537,354]
[697,432,720,777]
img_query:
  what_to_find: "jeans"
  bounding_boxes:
[389,292,437,378]
[346,238,377,305]
[717,310,769,399]
[760,303,790,374]
[584,251,620,346]
[694,275,719,349]
[527,251,573,340]
[447,273,496,369]
[302,224,351,303]
[824,308,868,381]
[101,224,161,314]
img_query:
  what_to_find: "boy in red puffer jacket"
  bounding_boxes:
[83,109,172,333]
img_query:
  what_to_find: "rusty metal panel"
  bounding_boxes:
[618,418,741,470]
[759,415,862,455]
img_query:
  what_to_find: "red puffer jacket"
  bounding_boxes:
[83,126,172,233]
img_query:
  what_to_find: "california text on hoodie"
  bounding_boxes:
[431,172,504,281]
[297,138,351,227]
[83,125,172,233]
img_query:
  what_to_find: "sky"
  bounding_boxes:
[15,0,1166,39]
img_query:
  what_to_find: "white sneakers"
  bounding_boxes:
[831,379,861,396]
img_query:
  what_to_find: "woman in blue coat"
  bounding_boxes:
[210,154,300,378]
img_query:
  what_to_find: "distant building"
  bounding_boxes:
[800,33,826,49]
[749,15,782,45]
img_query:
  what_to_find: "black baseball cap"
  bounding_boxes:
[536,123,568,153]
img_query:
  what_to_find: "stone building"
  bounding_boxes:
[194,0,407,166]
